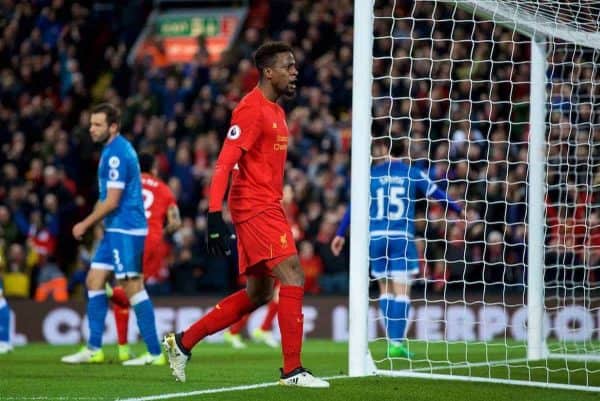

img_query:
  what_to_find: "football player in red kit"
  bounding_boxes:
[163,42,329,388]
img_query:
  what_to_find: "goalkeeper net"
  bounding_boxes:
[349,0,600,391]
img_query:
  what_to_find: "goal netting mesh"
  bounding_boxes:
[364,0,600,390]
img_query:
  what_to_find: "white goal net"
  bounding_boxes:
[349,0,600,392]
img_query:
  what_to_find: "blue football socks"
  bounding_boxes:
[87,290,108,350]
[379,294,394,340]
[0,298,10,343]
[389,296,411,344]
[131,290,161,355]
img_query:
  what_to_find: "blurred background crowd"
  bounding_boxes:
[0,0,597,301]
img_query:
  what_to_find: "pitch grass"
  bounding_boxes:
[1,340,598,401]
[372,339,600,386]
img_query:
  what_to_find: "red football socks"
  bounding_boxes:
[113,304,129,345]
[261,299,278,331]
[278,285,304,374]
[110,286,130,345]
[181,289,256,350]
[111,286,130,308]
[229,313,249,335]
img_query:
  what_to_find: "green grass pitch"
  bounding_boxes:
[1,340,599,401]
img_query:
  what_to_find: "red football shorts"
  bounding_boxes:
[234,207,297,276]
[143,236,169,281]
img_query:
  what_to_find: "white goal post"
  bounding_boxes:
[349,0,374,378]
[349,0,600,391]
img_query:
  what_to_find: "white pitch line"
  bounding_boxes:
[117,375,348,401]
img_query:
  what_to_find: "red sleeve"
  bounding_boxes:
[208,101,260,211]
[208,144,243,212]
[226,103,261,151]
[164,183,176,208]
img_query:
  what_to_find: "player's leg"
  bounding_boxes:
[223,275,251,349]
[119,276,164,365]
[117,234,164,366]
[271,255,304,371]
[229,313,249,334]
[252,282,279,347]
[224,313,249,349]
[112,236,160,362]
[370,237,395,346]
[384,237,417,358]
[390,279,411,344]
[61,260,112,363]
[173,216,273,356]
[180,274,272,350]
[86,269,112,355]
[0,280,12,354]
[108,284,132,361]
[261,286,279,331]
[376,278,394,340]
[164,274,271,382]
[273,255,328,388]
[164,224,265,382]
[377,278,413,357]
[228,207,327,387]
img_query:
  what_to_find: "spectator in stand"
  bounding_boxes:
[445,223,469,287]
[34,255,68,303]
[0,206,20,246]
[3,243,33,299]
[545,181,589,288]
[171,223,204,295]
[482,231,506,291]
[316,210,348,294]
[298,240,323,294]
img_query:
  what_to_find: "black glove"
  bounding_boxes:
[206,211,232,256]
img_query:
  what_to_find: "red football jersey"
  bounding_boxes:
[224,87,289,223]
[141,172,177,241]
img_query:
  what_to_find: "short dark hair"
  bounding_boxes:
[254,41,293,74]
[374,137,406,158]
[138,152,155,173]
[91,103,121,127]
[390,138,406,158]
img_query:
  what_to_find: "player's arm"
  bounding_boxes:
[73,188,122,240]
[205,143,243,256]
[331,207,350,256]
[206,103,260,256]
[428,187,462,215]
[74,152,129,240]
[208,103,260,212]
[164,204,182,234]
[207,144,243,212]
[417,169,462,215]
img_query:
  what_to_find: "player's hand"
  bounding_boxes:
[206,211,232,256]
[330,235,346,256]
[72,222,88,240]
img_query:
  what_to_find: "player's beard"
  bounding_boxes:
[95,130,111,144]
[283,81,297,98]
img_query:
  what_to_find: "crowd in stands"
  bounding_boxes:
[0,0,354,299]
[382,2,600,291]
[0,1,597,301]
